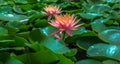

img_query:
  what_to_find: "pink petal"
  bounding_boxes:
[65,30,72,36]
[71,19,80,27]
[51,30,60,36]
[48,21,59,28]
[59,29,64,35]
[72,23,84,30]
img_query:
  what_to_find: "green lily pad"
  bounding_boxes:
[89,4,111,13]
[30,29,70,54]
[98,29,120,44]
[14,0,28,4]
[76,59,102,64]
[91,19,108,32]
[0,35,27,48]
[14,46,73,64]
[82,3,111,13]
[80,13,102,19]
[41,37,70,54]
[103,0,120,3]
[13,6,26,14]
[102,60,119,64]
[0,0,7,5]
[5,58,24,64]
[4,26,19,34]
[14,49,59,64]
[0,13,28,22]
[30,43,73,64]
[56,54,74,64]
[87,43,120,61]
[77,36,104,50]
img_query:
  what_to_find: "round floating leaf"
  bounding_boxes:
[4,26,19,34]
[14,0,28,4]
[14,50,59,64]
[102,60,119,64]
[82,3,111,13]
[103,0,120,3]
[98,29,120,44]
[87,43,120,61]
[13,6,26,14]
[56,54,74,64]
[42,26,56,36]
[0,35,27,47]
[0,0,7,5]
[30,29,46,42]
[76,59,102,64]
[30,44,74,64]
[89,4,111,13]
[30,29,70,54]
[0,13,28,22]
[64,49,77,57]
[41,36,70,54]
[65,27,91,44]
[80,13,102,19]
[77,36,104,50]
[91,19,108,32]
[5,58,24,64]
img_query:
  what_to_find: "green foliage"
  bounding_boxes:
[87,43,120,61]
[76,59,102,64]
[0,0,120,64]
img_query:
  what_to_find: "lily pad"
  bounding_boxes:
[14,0,28,4]
[80,13,102,19]
[87,43,120,61]
[98,29,120,44]
[14,50,59,64]
[89,4,111,13]
[30,29,70,54]
[5,58,24,64]
[0,13,28,22]
[102,60,119,64]
[76,59,102,64]
[91,19,108,32]
[77,36,104,50]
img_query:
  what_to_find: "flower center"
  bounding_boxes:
[56,15,72,23]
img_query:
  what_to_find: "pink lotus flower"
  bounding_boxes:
[49,14,83,40]
[44,6,62,16]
